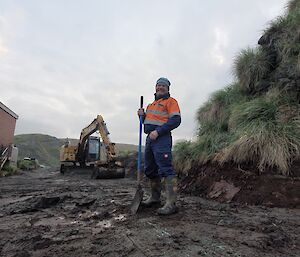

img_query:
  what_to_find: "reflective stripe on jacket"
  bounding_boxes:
[144,96,181,135]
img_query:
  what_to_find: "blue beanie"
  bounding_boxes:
[156,77,171,87]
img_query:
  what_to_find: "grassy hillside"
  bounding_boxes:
[14,134,62,167]
[14,134,140,167]
[174,0,300,176]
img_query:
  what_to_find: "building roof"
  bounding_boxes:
[0,101,19,119]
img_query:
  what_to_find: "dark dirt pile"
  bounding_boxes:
[118,153,144,179]
[122,154,300,208]
[179,162,300,208]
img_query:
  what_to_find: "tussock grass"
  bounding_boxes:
[287,0,300,13]
[215,118,300,175]
[234,48,271,93]
[17,159,38,170]
[173,141,193,173]
[228,97,277,129]
[0,165,18,177]
[216,96,300,175]
[266,87,300,109]
[197,84,246,128]
[175,86,300,175]
[268,8,300,63]
[196,128,235,158]
[174,0,300,176]
[174,126,236,174]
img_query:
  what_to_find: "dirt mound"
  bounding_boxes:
[179,163,300,208]
[118,153,144,178]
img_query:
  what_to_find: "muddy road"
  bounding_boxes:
[0,169,299,257]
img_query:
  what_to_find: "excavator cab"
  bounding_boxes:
[85,136,100,163]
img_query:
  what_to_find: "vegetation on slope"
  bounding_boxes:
[14,134,62,167]
[174,0,300,175]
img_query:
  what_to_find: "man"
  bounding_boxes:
[137,77,181,215]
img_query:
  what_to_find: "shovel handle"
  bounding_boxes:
[137,96,143,184]
[140,96,143,109]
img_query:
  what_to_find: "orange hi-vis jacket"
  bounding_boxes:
[144,95,181,136]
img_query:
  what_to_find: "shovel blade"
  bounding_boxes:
[130,184,144,214]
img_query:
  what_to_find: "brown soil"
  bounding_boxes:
[0,168,299,257]
[179,163,300,208]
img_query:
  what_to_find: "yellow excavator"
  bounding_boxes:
[59,115,125,179]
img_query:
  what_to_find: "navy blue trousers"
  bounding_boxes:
[144,134,175,179]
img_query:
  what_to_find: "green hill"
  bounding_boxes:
[174,0,300,176]
[14,134,140,167]
[14,134,61,167]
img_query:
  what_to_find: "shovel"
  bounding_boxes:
[130,96,144,214]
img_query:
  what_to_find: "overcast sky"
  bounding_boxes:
[0,0,287,144]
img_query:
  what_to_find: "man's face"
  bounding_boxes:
[156,83,169,96]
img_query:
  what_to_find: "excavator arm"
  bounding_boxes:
[94,115,116,162]
[76,115,116,164]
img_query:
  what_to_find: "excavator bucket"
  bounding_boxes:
[91,166,125,179]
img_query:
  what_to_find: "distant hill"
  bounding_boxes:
[14,134,140,167]
[14,134,61,167]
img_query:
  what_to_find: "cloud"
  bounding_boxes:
[0,0,287,144]
[211,27,229,65]
[0,42,8,55]
[0,16,8,56]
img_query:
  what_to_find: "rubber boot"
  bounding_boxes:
[157,177,178,215]
[141,177,161,207]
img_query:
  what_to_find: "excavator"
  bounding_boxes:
[59,115,125,179]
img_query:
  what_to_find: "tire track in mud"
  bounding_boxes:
[0,169,299,257]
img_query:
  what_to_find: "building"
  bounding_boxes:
[0,101,18,146]
[0,101,19,168]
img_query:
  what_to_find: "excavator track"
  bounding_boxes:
[91,166,125,179]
